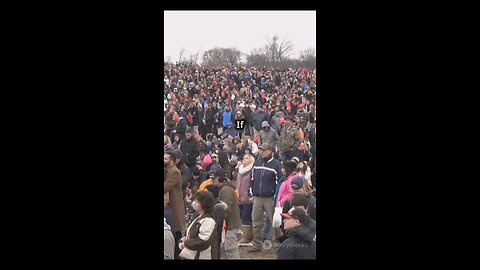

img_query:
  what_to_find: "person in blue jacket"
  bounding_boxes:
[222,105,233,128]
[248,143,283,252]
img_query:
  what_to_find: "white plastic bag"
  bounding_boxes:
[272,204,283,228]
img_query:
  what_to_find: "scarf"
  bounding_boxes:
[238,162,254,175]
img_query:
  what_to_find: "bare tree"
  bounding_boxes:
[224,47,241,66]
[164,55,172,63]
[246,48,269,67]
[202,47,242,67]
[189,51,200,64]
[299,48,316,61]
[298,47,316,69]
[178,48,186,62]
[265,35,294,63]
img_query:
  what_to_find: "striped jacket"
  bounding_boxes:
[250,156,283,197]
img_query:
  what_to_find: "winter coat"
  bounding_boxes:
[218,181,241,230]
[236,162,254,204]
[259,128,280,146]
[234,110,246,133]
[250,156,283,197]
[274,176,286,205]
[276,172,300,207]
[190,107,200,126]
[177,161,193,195]
[243,106,253,126]
[252,111,269,131]
[180,214,216,260]
[224,126,239,138]
[277,221,316,260]
[201,108,214,126]
[212,200,227,259]
[208,161,222,176]
[166,113,175,131]
[222,111,233,128]
[279,124,301,152]
[297,110,309,129]
[218,151,230,170]
[180,137,200,168]
[164,163,186,232]
[175,117,188,139]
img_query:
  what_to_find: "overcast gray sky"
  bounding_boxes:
[164,11,316,63]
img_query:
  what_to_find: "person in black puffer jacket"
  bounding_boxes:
[180,129,200,170]
[277,208,316,260]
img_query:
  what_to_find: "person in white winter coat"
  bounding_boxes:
[178,191,216,260]
[298,161,313,192]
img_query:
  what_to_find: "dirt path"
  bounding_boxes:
[239,246,278,259]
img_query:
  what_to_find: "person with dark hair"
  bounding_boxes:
[164,151,186,259]
[191,167,207,193]
[217,147,230,170]
[234,108,246,139]
[224,123,239,138]
[200,103,214,139]
[207,153,222,176]
[276,161,301,207]
[171,149,193,197]
[282,176,316,221]
[189,102,200,136]
[204,184,227,260]
[178,191,216,260]
[166,107,176,138]
[252,107,269,139]
[217,171,241,259]
[262,160,297,241]
[171,133,181,149]
[232,138,246,161]
[180,128,200,170]
[243,101,253,136]
[174,113,188,141]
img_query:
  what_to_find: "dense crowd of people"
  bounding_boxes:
[163,62,317,260]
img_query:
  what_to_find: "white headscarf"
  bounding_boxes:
[164,218,171,231]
